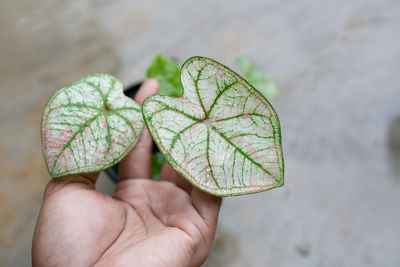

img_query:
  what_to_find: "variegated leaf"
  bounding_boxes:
[41,74,143,178]
[142,57,284,196]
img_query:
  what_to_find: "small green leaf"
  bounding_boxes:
[143,57,284,196]
[151,152,164,181]
[41,74,144,178]
[235,57,279,100]
[146,54,183,97]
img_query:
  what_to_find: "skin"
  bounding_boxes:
[32,79,222,267]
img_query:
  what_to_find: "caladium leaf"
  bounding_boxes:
[41,74,144,178]
[235,57,279,100]
[142,57,284,196]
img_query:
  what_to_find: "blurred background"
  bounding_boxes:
[1,0,399,266]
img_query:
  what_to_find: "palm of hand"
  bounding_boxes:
[33,80,221,267]
[33,177,217,267]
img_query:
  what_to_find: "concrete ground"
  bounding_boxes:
[1,0,399,266]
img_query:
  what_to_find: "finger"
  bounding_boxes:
[44,172,100,198]
[159,162,192,193]
[191,188,222,227]
[133,78,159,106]
[118,79,159,180]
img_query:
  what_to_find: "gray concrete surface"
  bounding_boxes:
[1,0,399,266]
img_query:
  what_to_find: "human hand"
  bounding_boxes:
[32,79,222,267]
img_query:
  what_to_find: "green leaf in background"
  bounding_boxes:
[151,152,164,181]
[235,57,279,100]
[146,54,183,97]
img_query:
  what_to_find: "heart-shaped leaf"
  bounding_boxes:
[142,57,284,196]
[41,74,144,178]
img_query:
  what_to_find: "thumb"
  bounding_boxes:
[43,172,99,199]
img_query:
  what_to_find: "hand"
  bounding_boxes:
[32,79,222,267]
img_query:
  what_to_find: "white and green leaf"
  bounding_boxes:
[142,57,284,196]
[41,74,144,178]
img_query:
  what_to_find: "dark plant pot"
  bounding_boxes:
[104,82,159,182]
